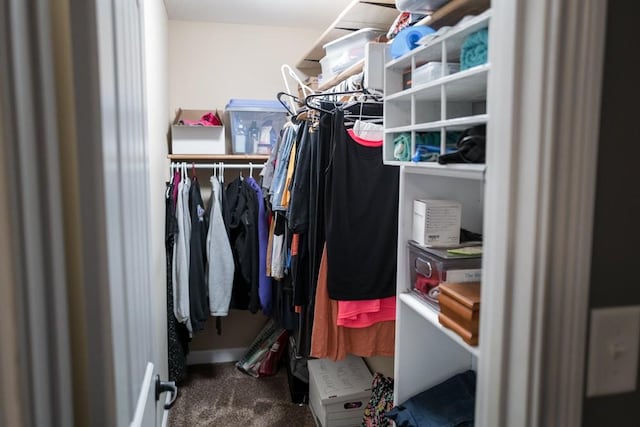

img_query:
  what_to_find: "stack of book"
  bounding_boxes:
[438,282,480,346]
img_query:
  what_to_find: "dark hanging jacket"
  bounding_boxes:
[223,177,260,313]
[287,120,311,233]
[188,178,210,332]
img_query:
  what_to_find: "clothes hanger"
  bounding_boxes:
[166,163,173,198]
[304,88,382,114]
[249,162,253,177]
[280,64,315,115]
[276,91,299,116]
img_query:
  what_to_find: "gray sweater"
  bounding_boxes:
[206,176,235,316]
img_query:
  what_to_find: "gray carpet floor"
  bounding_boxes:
[168,363,316,427]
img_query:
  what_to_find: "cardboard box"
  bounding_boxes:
[171,109,225,155]
[308,355,373,427]
[438,282,481,345]
[412,199,462,246]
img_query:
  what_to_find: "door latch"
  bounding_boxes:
[155,375,178,410]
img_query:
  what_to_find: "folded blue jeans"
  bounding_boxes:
[386,370,476,427]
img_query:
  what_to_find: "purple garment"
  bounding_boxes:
[246,176,272,316]
[171,170,181,206]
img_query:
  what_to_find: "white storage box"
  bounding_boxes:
[320,28,384,82]
[413,199,462,246]
[171,109,225,155]
[225,99,288,155]
[413,62,460,86]
[308,355,373,427]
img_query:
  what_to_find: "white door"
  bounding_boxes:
[93,0,174,425]
[0,0,173,425]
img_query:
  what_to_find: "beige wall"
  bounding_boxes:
[167,18,394,375]
[143,0,170,418]
[168,20,317,351]
[168,20,318,115]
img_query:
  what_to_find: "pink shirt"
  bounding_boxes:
[337,296,396,328]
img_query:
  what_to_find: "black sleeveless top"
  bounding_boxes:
[325,109,399,300]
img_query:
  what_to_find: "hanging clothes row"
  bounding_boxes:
[260,88,399,362]
[164,161,268,383]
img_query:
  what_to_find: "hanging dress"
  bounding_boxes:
[165,178,189,383]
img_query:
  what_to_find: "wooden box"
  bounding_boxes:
[438,282,481,346]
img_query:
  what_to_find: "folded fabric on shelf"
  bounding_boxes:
[387,370,476,427]
[460,28,488,70]
[179,111,222,126]
[393,133,412,161]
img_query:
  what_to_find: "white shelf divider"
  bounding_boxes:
[385,114,489,134]
[386,64,490,102]
[404,162,486,180]
[399,292,480,358]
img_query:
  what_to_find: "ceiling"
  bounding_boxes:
[164,0,358,29]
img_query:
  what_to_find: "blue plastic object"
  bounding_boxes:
[390,25,435,59]
[225,99,287,112]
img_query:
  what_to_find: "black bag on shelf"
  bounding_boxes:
[438,124,486,164]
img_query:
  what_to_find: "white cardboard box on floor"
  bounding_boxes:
[308,354,373,427]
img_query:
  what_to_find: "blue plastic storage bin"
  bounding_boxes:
[225,99,288,154]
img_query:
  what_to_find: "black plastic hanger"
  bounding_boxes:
[303,89,383,114]
[276,91,299,116]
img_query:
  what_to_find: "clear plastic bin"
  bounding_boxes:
[320,28,383,82]
[408,240,482,307]
[225,99,288,154]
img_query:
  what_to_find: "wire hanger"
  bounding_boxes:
[281,64,316,115]
[249,162,253,177]
[304,88,383,113]
[276,91,299,116]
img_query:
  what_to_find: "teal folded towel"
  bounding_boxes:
[412,132,463,162]
[416,131,462,151]
[393,133,412,161]
[460,28,488,70]
[394,132,463,162]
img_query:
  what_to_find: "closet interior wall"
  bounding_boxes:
[143,5,170,423]
[167,19,318,357]
[169,20,318,147]
[184,166,269,355]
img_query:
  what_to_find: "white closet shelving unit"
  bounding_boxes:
[384,10,491,405]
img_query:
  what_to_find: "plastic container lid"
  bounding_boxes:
[225,99,287,112]
[322,27,383,50]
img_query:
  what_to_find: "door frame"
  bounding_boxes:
[478,0,607,425]
[0,0,609,425]
[0,0,75,425]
